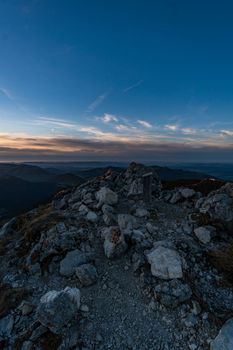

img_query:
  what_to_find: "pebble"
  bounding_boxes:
[80,304,89,312]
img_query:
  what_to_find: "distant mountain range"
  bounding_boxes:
[168,163,233,181]
[0,164,84,223]
[25,162,211,181]
[0,161,228,223]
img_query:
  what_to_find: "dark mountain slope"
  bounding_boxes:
[151,165,211,181]
[52,173,84,186]
[0,176,58,222]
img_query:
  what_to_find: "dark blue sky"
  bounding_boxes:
[0,0,233,161]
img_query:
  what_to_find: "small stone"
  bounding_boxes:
[146,222,156,234]
[21,341,33,350]
[180,188,196,199]
[102,205,116,225]
[191,300,201,315]
[194,226,216,244]
[19,301,34,316]
[184,314,198,328]
[135,208,149,218]
[86,211,98,222]
[80,304,89,312]
[96,333,103,342]
[189,344,198,350]
[76,264,98,286]
[170,191,182,204]
[79,204,88,213]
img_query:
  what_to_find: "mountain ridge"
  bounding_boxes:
[0,162,233,349]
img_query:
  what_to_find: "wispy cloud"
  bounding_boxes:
[123,80,143,93]
[165,124,197,135]
[35,116,77,129]
[86,90,111,113]
[115,124,132,132]
[4,108,232,162]
[0,87,15,101]
[180,127,196,135]
[99,113,118,123]
[137,120,152,128]
[1,133,233,162]
[220,129,233,137]
[165,124,178,131]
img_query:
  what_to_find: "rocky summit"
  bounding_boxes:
[1,162,233,349]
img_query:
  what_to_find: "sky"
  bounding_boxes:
[1,0,233,162]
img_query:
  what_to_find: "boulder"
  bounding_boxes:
[76,263,98,286]
[211,318,233,350]
[37,287,80,333]
[199,190,233,227]
[104,227,128,259]
[27,226,82,265]
[96,187,118,207]
[147,246,183,279]
[60,249,94,277]
[154,279,192,308]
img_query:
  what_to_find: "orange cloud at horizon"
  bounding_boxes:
[0,132,233,163]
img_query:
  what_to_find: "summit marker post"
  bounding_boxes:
[143,172,152,203]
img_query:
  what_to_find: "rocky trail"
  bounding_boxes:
[1,162,233,349]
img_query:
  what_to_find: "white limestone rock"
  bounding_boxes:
[96,187,118,207]
[147,246,183,279]
[37,287,81,334]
